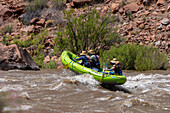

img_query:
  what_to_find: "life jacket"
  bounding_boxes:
[90,54,100,68]
[114,64,122,75]
[81,55,90,67]
[94,55,100,66]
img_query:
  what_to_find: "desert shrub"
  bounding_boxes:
[54,27,68,55]
[27,0,48,12]
[13,30,47,48]
[47,60,58,69]
[13,37,32,47]
[22,10,41,25]
[1,35,11,45]
[134,46,168,71]
[1,24,13,35]
[29,31,47,68]
[52,0,65,10]
[54,9,123,54]
[101,44,168,71]
[22,0,48,24]
[33,52,45,68]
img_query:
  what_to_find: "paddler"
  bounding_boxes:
[73,51,90,68]
[104,58,122,75]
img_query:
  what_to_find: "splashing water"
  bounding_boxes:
[124,74,170,93]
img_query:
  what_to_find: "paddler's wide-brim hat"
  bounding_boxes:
[88,50,95,54]
[110,58,117,63]
[80,51,87,56]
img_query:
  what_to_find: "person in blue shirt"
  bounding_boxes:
[104,58,122,75]
[88,50,100,71]
[73,51,90,68]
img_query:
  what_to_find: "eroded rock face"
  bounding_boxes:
[0,44,39,70]
[0,4,13,21]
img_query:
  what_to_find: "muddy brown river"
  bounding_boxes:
[0,69,169,113]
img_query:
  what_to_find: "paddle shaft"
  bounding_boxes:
[99,61,108,86]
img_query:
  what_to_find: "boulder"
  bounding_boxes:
[44,56,50,64]
[102,6,109,13]
[156,0,165,5]
[0,44,39,70]
[167,4,170,11]
[110,3,120,13]
[13,7,25,17]
[57,56,63,69]
[161,18,169,25]
[123,3,139,13]
[51,56,58,62]
[119,8,124,14]
[36,19,46,27]
[30,17,40,25]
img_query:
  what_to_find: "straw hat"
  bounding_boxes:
[88,50,95,54]
[116,61,120,64]
[80,51,87,56]
[110,58,117,63]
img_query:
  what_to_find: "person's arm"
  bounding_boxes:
[74,57,82,61]
[104,65,115,71]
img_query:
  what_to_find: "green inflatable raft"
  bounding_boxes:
[61,51,126,85]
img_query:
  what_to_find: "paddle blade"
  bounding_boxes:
[64,64,69,69]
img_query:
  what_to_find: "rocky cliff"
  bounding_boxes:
[0,0,169,69]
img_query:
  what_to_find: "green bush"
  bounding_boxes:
[135,46,168,71]
[55,9,123,54]
[33,52,45,68]
[47,60,58,69]
[1,35,11,45]
[101,44,168,71]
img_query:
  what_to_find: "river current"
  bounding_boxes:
[0,69,169,113]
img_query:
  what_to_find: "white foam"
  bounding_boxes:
[0,85,23,92]
[0,78,8,82]
[50,82,65,90]
[3,105,32,112]
[71,74,99,87]
[123,73,170,93]
[0,78,16,82]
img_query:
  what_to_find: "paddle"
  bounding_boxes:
[64,56,77,69]
[99,61,108,86]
